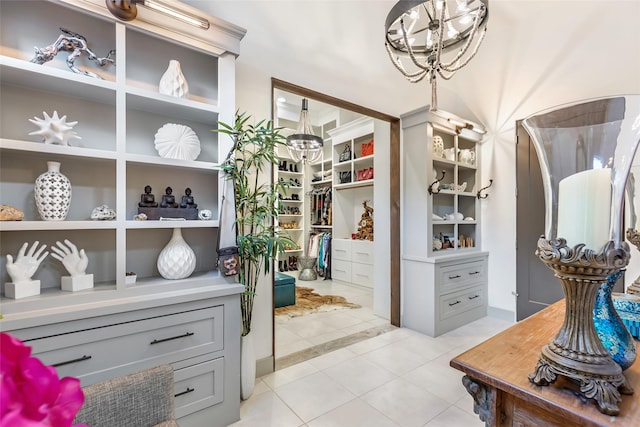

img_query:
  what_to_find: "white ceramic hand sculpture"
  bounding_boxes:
[5,241,49,285]
[51,239,88,276]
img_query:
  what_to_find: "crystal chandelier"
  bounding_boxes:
[385,0,488,110]
[286,99,323,164]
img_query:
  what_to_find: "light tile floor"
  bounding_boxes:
[275,278,385,359]
[231,279,514,427]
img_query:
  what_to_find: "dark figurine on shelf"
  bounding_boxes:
[160,186,178,208]
[138,185,158,207]
[180,187,198,209]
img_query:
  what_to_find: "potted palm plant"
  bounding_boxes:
[215,112,295,399]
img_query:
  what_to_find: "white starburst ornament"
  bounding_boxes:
[28,111,81,146]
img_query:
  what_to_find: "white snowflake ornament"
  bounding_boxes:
[28,111,81,146]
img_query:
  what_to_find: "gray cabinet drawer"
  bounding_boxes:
[30,305,223,383]
[439,285,485,321]
[439,260,485,294]
[175,357,224,419]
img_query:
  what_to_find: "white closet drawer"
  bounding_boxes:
[30,305,223,382]
[332,239,351,261]
[332,259,352,282]
[351,240,374,265]
[438,260,485,294]
[351,262,374,287]
[175,357,224,418]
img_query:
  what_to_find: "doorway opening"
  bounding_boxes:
[271,79,400,369]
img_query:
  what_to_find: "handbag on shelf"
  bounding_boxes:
[339,171,352,184]
[357,167,374,181]
[361,140,374,157]
[339,145,352,163]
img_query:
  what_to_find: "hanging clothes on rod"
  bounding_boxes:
[307,231,332,279]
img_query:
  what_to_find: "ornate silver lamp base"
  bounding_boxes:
[528,238,634,416]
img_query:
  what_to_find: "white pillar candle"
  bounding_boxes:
[557,168,611,250]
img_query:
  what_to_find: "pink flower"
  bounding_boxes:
[0,333,87,427]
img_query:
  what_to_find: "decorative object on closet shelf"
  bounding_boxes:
[442,147,456,161]
[357,167,374,181]
[432,135,444,157]
[361,140,374,157]
[339,171,351,184]
[125,271,137,285]
[523,95,640,416]
[286,99,323,164]
[198,209,212,220]
[0,205,24,221]
[90,204,116,220]
[138,185,158,207]
[154,123,201,161]
[35,161,71,221]
[385,0,488,110]
[428,169,445,195]
[355,200,374,241]
[159,60,189,98]
[4,241,48,299]
[339,145,352,162]
[156,228,196,280]
[138,186,199,220]
[459,148,476,165]
[593,271,636,371]
[31,27,115,79]
[51,239,94,292]
[28,111,81,146]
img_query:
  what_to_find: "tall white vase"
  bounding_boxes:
[240,332,256,400]
[158,60,189,99]
[157,228,196,279]
[34,161,71,221]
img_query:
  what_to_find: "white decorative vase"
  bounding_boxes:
[34,161,71,221]
[240,332,256,400]
[158,60,189,99]
[157,228,196,279]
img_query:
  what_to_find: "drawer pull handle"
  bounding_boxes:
[355,252,368,255]
[448,300,461,307]
[469,271,480,275]
[175,387,195,397]
[469,295,480,300]
[150,332,194,345]
[448,275,461,279]
[52,355,92,367]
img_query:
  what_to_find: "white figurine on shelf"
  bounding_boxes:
[28,111,82,146]
[4,241,49,299]
[51,239,93,292]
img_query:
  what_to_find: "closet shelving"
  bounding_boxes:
[0,1,246,425]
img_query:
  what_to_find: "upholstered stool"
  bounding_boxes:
[275,272,296,308]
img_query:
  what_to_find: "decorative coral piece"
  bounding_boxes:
[28,111,81,146]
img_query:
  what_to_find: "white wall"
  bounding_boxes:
[186,0,640,359]
[449,1,640,316]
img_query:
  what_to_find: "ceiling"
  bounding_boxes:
[184,1,640,130]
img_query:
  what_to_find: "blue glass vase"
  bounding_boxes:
[593,271,637,370]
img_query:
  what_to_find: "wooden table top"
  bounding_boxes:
[450,300,640,427]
